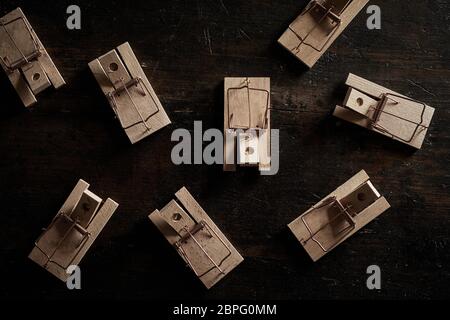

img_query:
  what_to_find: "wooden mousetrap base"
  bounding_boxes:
[288,170,390,262]
[149,187,244,289]
[278,0,369,68]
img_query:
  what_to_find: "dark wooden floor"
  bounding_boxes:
[0,0,449,300]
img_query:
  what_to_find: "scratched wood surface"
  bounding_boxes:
[0,0,449,300]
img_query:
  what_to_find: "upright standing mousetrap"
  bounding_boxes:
[278,0,368,68]
[333,73,435,149]
[0,8,65,107]
[224,77,271,172]
[149,187,244,289]
[288,170,390,262]
[29,180,118,281]
[89,42,171,144]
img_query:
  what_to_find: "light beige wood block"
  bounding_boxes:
[278,0,369,68]
[29,179,118,282]
[149,187,244,289]
[224,77,271,172]
[0,8,65,107]
[89,42,171,144]
[288,170,390,262]
[333,73,435,149]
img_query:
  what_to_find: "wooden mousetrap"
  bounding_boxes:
[29,179,118,281]
[0,8,65,107]
[149,187,244,289]
[278,0,369,68]
[224,77,271,172]
[89,42,171,144]
[334,73,435,149]
[288,170,390,262]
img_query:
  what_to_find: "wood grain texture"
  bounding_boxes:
[149,187,244,289]
[224,77,271,171]
[288,170,391,262]
[88,42,171,144]
[0,7,65,107]
[28,180,118,281]
[334,74,435,149]
[0,0,449,300]
[278,0,369,68]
